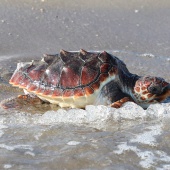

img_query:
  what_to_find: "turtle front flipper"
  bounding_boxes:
[1,94,45,109]
[111,97,132,108]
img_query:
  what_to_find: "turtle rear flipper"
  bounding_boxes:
[1,95,44,109]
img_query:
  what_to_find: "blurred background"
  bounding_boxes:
[0,0,170,57]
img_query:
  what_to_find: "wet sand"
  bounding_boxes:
[1,0,170,56]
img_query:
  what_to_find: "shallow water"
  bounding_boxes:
[1,102,170,170]
[0,0,170,169]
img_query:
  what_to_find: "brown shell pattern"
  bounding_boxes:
[9,50,118,98]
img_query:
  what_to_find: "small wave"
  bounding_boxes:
[0,54,21,62]
[0,102,170,130]
[140,53,155,58]
[114,124,170,169]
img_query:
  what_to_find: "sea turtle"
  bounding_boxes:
[1,50,170,109]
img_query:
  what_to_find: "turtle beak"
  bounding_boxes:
[164,83,170,97]
[167,84,170,99]
[161,80,169,90]
[168,83,170,89]
[155,82,170,102]
[168,84,170,93]
[164,82,170,89]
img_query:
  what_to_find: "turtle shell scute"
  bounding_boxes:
[90,80,100,91]
[81,57,100,86]
[74,88,85,97]
[63,89,74,97]
[98,51,111,62]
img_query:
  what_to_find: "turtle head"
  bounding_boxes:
[133,76,170,108]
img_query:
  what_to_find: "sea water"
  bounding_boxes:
[0,51,170,170]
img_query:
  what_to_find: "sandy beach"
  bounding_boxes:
[1,0,170,56]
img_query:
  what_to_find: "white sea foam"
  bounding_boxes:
[0,144,34,151]
[0,124,8,138]
[24,151,35,157]
[114,124,170,169]
[34,132,43,140]
[3,164,13,169]
[67,141,81,146]
[1,102,170,129]
[0,125,8,129]
[113,102,146,120]
[146,103,170,119]
[114,141,170,169]
[36,105,115,129]
[130,125,162,146]
[0,130,5,138]
[157,164,170,170]
[36,102,170,127]
[140,53,155,58]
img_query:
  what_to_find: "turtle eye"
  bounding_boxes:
[162,81,169,87]
[151,87,157,93]
[148,86,161,94]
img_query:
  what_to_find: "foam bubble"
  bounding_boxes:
[157,164,170,170]
[146,104,168,119]
[24,151,35,157]
[0,144,34,151]
[130,125,162,146]
[34,132,43,140]
[67,141,81,146]
[0,144,15,151]
[138,151,155,168]
[0,125,8,129]
[140,53,155,58]
[0,130,5,138]
[4,164,12,169]
[113,102,146,120]
[114,142,138,155]
[38,105,115,126]
[0,125,8,138]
